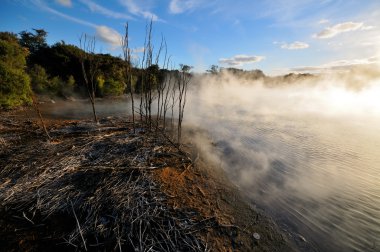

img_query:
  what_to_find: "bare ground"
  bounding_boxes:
[0,112,296,251]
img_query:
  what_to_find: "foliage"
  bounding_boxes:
[28,64,75,97]
[0,32,31,109]
[1,27,195,110]
[0,64,31,108]
[0,32,28,69]
[19,29,48,55]
[221,67,265,79]
[103,79,124,96]
[28,64,49,93]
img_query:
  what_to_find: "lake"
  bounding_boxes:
[186,77,380,252]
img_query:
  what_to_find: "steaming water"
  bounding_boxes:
[33,72,380,251]
[187,74,380,252]
[193,113,380,251]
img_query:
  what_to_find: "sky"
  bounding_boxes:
[1,0,380,75]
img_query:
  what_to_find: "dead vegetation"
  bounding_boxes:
[0,114,295,251]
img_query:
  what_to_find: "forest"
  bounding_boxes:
[0,28,174,109]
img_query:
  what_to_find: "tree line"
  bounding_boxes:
[0,25,192,145]
[0,28,182,107]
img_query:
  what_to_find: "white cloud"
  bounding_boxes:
[169,0,197,14]
[80,0,133,20]
[95,26,122,47]
[55,0,72,7]
[361,25,375,31]
[318,19,329,24]
[291,56,380,72]
[280,41,309,50]
[219,54,265,66]
[118,0,159,21]
[313,21,364,39]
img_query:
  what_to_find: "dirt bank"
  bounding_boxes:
[0,112,296,251]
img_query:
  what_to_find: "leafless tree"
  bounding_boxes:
[155,36,167,131]
[79,34,99,123]
[176,64,192,145]
[121,23,135,133]
[160,57,173,131]
[31,94,51,140]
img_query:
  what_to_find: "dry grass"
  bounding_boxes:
[0,117,209,251]
[0,114,296,252]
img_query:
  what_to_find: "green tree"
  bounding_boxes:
[19,29,48,55]
[103,79,124,96]
[28,64,50,93]
[0,32,31,109]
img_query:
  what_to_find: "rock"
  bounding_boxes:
[297,234,306,242]
[253,232,260,240]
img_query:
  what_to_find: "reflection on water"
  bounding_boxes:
[198,114,380,251]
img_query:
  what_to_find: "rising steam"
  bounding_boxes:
[184,64,380,251]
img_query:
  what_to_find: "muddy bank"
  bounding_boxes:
[0,112,296,251]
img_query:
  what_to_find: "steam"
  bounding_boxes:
[184,65,380,250]
[187,64,380,123]
[185,64,380,193]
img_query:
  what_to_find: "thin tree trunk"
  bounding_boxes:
[31,95,51,140]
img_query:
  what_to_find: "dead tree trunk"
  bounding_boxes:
[31,95,51,140]
[79,34,99,123]
[176,64,192,145]
[122,23,135,133]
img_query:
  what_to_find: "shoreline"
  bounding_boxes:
[0,112,297,251]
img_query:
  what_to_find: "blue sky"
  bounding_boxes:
[1,0,379,75]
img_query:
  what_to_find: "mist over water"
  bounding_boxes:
[185,67,380,251]
[33,66,380,251]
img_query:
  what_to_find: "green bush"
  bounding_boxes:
[0,63,31,108]
[0,32,32,109]
[103,79,124,96]
[28,64,50,93]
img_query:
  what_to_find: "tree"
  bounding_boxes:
[0,32,32,109]
[176,64,192,145]
[206,65,219,74]
[28,64,50,93]
[19,29,48,55]
[79,34,99,123]
[122,22,136,133]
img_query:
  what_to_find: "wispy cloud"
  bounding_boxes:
[313,21,364,39]
[169,0,197,14]
[95,25,122,47]
[32,0,122,48]
[118,0,159,21]
[318,19,329,24]
[291,56,380,72]
[280,41,309,50]
[55,0,72,7]
[219,54,265,66]
[33,0,96,27]
[80,0,133,20]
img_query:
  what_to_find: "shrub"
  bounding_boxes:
[0,32,32,109]
[103,79,124,96]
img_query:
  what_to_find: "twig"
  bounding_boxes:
[22,212,35,225]
[71,201,87,251]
